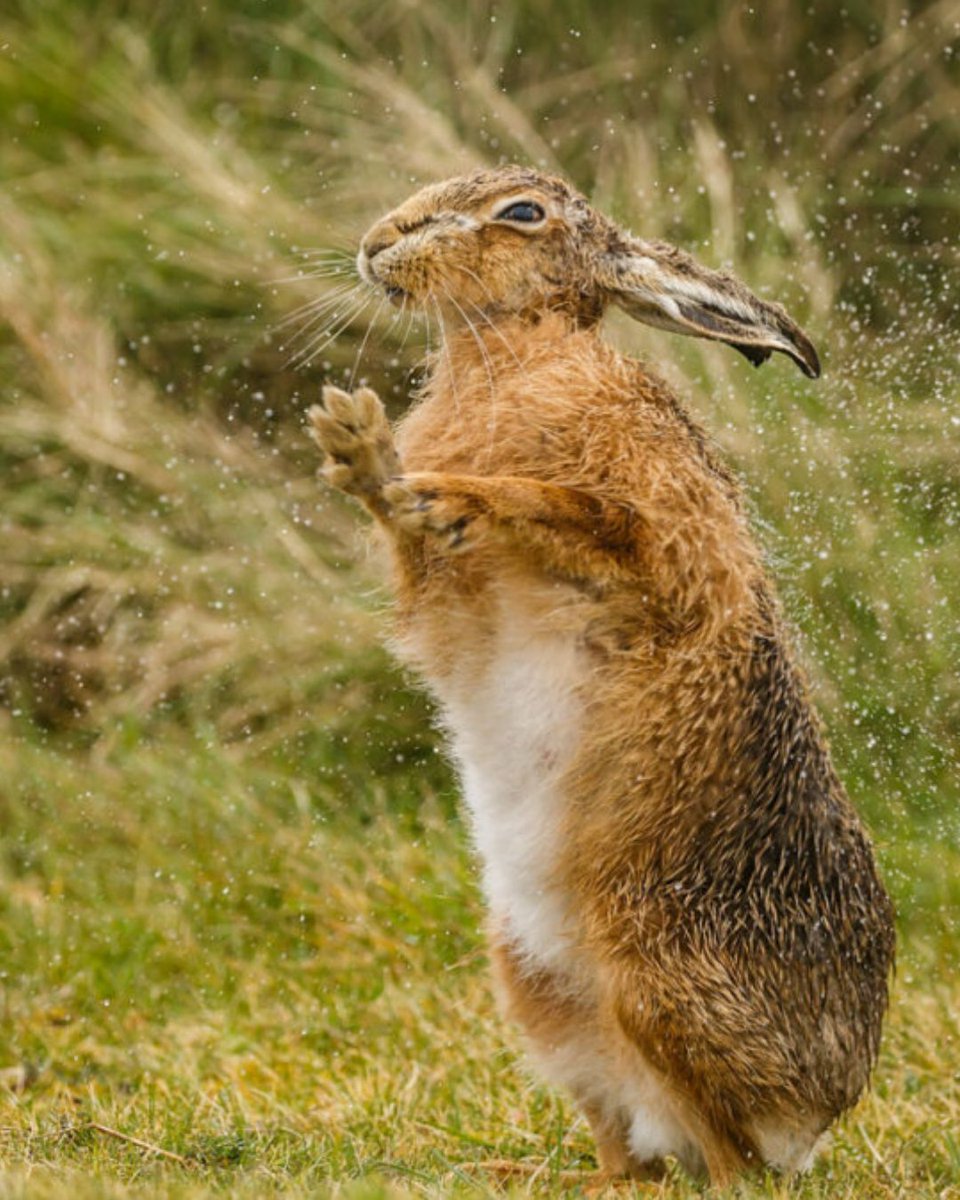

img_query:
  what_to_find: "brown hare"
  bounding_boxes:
[307,166,894,1188]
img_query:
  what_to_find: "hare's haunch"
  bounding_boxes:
[307,166,893,1188]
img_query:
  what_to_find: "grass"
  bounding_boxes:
[0,737,958,1199]
[1,0,959,1195]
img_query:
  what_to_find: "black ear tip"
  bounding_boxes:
[732,342,773,369]
[734,339,821,378]
[795,341,822,379]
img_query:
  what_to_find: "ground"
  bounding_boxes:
[0,732,958,1198]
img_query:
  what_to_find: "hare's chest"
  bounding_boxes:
[433,598,588,971]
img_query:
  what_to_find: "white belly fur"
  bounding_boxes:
[430,592,585,972]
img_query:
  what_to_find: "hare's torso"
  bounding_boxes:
[380,316,893,1164]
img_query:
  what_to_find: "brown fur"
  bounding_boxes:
[307,167,894,1187]
[489,930,668,1183]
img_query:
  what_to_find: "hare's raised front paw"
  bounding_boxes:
[307,385,399,496]
[382,476,485,551]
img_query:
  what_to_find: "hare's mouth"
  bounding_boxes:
[384,285,408,305]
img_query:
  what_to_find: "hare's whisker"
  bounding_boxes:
[443,289,499,447]
[430,295,461,418]
[272,265,356,285]
[448,263,529,381]
[274,284,357,332]
[285,296,365,367]
[445,290,497,397]
[398,299,419,354]
[449,265,503,312]
[349,294,387,389]
[297,291,372,359]
[452,267,527,368]
[277,294,364,353]
[292,291,374,368]
[422,299,434,379]
[290,285,364,330]
[390,294,412,352]
[296,247,352,261]
[461,294,528,378]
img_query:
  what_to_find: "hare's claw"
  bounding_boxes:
[383,478,483,551]
[307,385,399,496]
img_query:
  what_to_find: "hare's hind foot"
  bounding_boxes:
[307,385,399,500]
[581,1101,667,1185]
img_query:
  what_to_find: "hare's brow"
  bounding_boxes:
[396,215,436,235]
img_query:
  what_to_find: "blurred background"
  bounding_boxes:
[0,0,958,1192]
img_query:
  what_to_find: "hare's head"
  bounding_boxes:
[358,165,820,377]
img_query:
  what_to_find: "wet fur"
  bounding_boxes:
[308,168,895,1186]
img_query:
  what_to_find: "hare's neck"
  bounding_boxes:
[431,320,525,390]
[395,311,608,476]
[426,311,587,414]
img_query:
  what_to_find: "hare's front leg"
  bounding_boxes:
[307,385,399,520]
[382,471,644,586]
[382,474,490,552]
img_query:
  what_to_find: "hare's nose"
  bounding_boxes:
[360,221,401,262]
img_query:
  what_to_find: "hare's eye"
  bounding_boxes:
[495,201,546,224]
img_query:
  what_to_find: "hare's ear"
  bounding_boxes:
[597,238,821,378]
